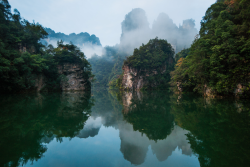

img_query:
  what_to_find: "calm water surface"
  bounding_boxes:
[0,89,250,167]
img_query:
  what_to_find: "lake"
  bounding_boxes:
[0,89,250,167]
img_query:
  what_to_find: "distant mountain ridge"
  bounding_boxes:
[44,28,102,46]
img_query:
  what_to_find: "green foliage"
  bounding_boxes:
[109,73,123,89]
[88,46,127,87]
[174,48,190,62]
[0,1,92,93]
[118,37,175,89]
[124,37,174,70]
[121,91,175,141]
[171,0,250,96]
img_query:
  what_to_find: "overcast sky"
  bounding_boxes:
[8,0,216,46]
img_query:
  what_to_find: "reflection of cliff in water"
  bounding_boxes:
[122,91,175,141]
[0,91,93,167]
[2,88,248,167]
[119,122,192,165]
[151,126,192,161]
[77,117,102,138]
[92,90,193,165]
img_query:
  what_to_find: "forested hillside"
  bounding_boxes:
[88,46,127,87]
[0,0,92,93]
[171,0,250,97]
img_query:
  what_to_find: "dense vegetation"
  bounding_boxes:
[112,38,175,89]
[174,48,190,62]
[88,46,126,87]
[0,0,92,93]
[171,0,250,96]
[124,38,174,69]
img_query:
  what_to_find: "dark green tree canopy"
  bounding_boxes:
[124,37,175,70]
[0,0,92,93]
[171,0,250,96]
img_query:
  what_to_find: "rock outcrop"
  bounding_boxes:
[122,65,143,90]
[35,75,46,92]
[175,83,246,98]
[58,63,90,91]
[33,63,90,92]
[122,64,170,90]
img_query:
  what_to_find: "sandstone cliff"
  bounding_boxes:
[122,65,142,90]
[122,62,172,90]
[58,63,90,91]
[34,63,90,92]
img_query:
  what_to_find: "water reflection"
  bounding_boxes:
[0,91,93,167]
[77,117,102,138]
[0,89,250,167]
[171,94,250,167]
[118,91,192,165]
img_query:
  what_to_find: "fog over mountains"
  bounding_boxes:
[43,8,197,59]
[87,8,198,87]
[43,8,198,87]
[119,8,198,55]
[42,28,103,59]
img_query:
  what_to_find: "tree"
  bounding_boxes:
[171,0,250,96]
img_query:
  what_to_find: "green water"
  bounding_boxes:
[0,89,250,167]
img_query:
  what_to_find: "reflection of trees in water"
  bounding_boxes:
[119,122,192,165]
[90,88,124,129]
[3,89,249,167]
[117,91,192,165]
[121,91,175,141]
[93,90,250,166]
[91,90,193,165]
[0,91,93,167]
[171,94,250,167]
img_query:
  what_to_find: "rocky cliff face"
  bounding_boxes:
[35,75,46,92]
[176,83,247,98]
[122,64,169,90]
[34,63,90,92]
[122,65,143,90]
[58,63,90,91]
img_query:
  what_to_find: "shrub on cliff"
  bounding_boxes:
[171,0,250,96]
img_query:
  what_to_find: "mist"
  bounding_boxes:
[93,8,198,60]
[43,39,103,59]
[44,8,198,60]
[89,8,199,86]
[119,8,198,55]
